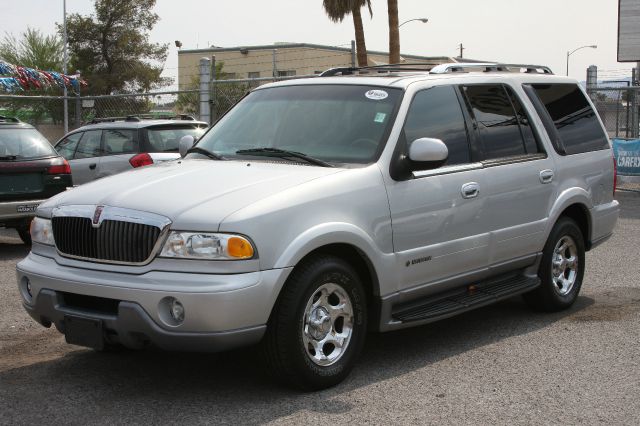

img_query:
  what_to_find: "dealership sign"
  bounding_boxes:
[612,138,640,176]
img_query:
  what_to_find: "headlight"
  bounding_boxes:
[159,232,255,260]
[30,217,55,246]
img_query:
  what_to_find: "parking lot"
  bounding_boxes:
[0,192,638,425]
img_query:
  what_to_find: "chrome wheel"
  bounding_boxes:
[551,235,579,296]
[302,283,354,366]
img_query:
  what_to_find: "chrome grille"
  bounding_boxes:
[52,216,162,264]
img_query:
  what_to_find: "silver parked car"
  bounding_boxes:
[54,116,207,184]
[17,63,619,390]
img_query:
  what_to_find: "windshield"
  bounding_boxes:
[145,125,207,152]
[0,128,57,160]
[193,84,402,164]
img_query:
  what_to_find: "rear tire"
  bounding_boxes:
[261,255,367,391]
[17,227,31,246]
[524,217,585,312]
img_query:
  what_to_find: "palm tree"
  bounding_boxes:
[323,0,372,67]
[387,0,400,64]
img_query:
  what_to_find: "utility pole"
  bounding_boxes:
[63,0,68,133]
[458,43,464,58]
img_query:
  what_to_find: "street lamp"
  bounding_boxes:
[566,45,597,76]
[399,18,429,28]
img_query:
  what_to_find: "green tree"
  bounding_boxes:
[323,0,372,67]
[62,0,170,95]
[0,28,63,72]
[387,0,400,64]
[0,28,68,124]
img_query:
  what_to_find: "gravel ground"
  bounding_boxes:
[0,192,639,425]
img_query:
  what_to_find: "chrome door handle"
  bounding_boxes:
[461,182,480,199]
[539,169,554,184]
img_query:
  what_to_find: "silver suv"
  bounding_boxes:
[54,116,207,185]
[17,63,619,390]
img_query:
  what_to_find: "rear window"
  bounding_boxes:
[145,126,206,152]
[530,84,609,154]
[0,128,57,160]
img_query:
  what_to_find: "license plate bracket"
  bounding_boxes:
[64,315,104,350]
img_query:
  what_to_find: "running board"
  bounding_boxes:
[392,275,540,323]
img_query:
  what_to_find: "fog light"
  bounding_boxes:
[20,276,33,304]
[170,299,185,323]
[26,279,32,297]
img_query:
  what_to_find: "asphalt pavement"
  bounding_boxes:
[0,192,639,425]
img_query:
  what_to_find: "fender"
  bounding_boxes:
[544,186,593,242]
[273,222,397,297]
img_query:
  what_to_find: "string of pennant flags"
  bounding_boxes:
[0,59,87,93]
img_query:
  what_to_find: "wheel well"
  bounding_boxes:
[559,204,591,249]
[297,243,380,316]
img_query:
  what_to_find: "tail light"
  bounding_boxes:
[613,154,617,196]
[129,153,154,168]
[47,158,71,174]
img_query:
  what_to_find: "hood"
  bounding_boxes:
[42,159,345,230]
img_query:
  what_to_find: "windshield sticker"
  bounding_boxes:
[374,112,387,123]
[365,90,389,100]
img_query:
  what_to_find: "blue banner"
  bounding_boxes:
[612,138,640,176]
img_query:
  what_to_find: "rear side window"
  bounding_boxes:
[403,86,471,165]
[56,132,82,160]
[462,85,527,160]
[104,129,137,154]
[530,84,609,154]
[74,130,103,159]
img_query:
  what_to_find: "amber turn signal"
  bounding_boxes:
[227,236,254,259]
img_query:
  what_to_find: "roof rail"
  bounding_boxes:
[430,62,553,75]
[88,114,198,124]
[0,115,20,123]
[320,63,436,77]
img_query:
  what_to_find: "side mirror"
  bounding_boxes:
[179,135,195,157]
[408,138,448,169]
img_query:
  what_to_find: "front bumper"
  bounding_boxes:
[17,252,292,352]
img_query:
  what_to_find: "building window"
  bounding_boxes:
[277,70,296,77]
[248,71,260,79]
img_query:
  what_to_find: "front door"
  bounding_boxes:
[384,85,490,300]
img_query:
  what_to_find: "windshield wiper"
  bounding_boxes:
[186,146,226,160]
[0,155,18,161]
[235,148,333,168]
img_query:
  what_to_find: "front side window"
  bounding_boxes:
[55,132,83,160]
[0,128,57,160]
[463,85,526,160]
[103,129,137,155]
[193,85,402,164]
[530,83,609,154]
[74,130,103,159]
[403,86,471,165]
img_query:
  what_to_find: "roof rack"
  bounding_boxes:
[0,115,21,123]
[429,62,553,75]
[88,114,197,124]
[320,63,435,77]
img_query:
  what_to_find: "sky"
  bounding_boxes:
[0,0,634,88]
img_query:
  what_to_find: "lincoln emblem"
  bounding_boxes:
[92,205,104,226]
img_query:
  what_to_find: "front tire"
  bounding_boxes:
[525,217,585,311]
[261,255,367,390]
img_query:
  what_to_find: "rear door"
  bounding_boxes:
[460,83,556,265]
[97,129,138,178]
[70,130,103,184]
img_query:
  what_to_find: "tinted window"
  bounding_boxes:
[74,130,102,159]
[403,86,470,165]
[104,129,137,154]
[195,85,402,164]
[504,86,540,154]
[0,128,57,159]
[146,126,206,152]
[463,85,526,159]
[531,84,608,154]
[55,133,82,160]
